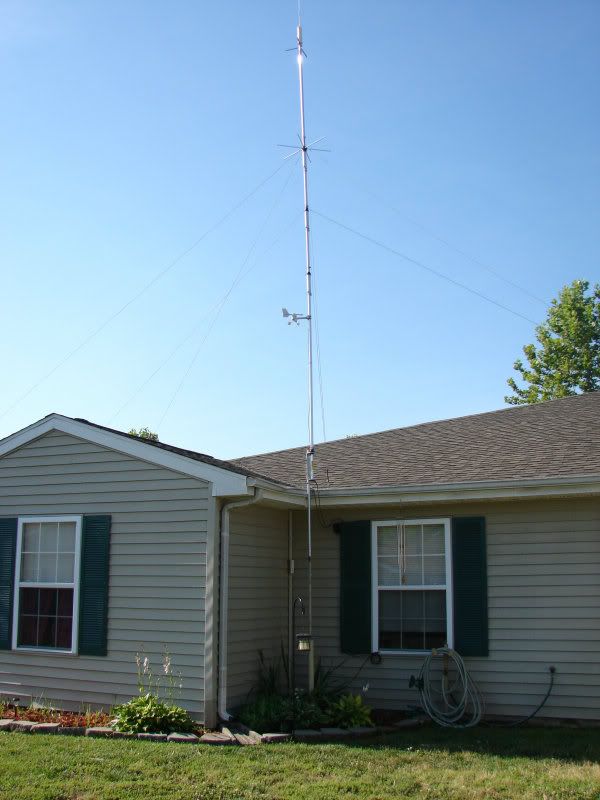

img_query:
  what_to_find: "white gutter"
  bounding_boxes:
[314,475,600,506]
[217,488,263,722]
[248,473,600,508]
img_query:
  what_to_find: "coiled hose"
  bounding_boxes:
[416,647,483,728]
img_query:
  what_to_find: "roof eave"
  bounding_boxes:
[314,474,600,506]
[0,414,251,498]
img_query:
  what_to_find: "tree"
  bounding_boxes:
[128,427,159,442]
[505,279,600,405]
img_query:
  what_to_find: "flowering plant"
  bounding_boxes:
[135,646,183,701]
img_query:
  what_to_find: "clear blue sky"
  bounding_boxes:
[1,0,598,458]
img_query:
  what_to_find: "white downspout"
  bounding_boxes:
[218,488,263,722]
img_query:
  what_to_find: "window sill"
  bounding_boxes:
[378,649,441,656]
[12,647,77,657]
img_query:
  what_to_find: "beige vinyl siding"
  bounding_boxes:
[227,505,288,711]
[292,497,600,721]
[0,430,210,719]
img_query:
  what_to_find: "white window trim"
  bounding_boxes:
[12,515,82,655]
[371,517,453,655]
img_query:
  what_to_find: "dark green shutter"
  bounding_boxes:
[452,516,488,657]
[338,520,372,654]
[78,515,112,656]
[0,518,17,650]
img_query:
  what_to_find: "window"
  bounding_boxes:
[372,519,453,652]
[12,517,81,653]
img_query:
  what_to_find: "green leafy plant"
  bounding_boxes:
[282,690,330,730]
[256,650,281,696]
[112,646,192,733]
[238,649,360,732]
[129,427,159,441]
[238,694,287,733]
[329,693,373,729]
[311,658,348,709]
[135,645,183,701]
[113,693,195,734]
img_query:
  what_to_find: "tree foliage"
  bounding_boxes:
[505,280,600,405]
[128,427,159,442]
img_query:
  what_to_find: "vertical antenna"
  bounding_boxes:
[297,20,315,693]
[282,18,321,694]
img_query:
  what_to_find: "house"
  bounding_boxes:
[0,392,598,727]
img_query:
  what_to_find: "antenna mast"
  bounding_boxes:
[297,20,315,692]
[281,17,319,693]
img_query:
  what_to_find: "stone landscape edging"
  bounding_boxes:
[0,716,427,745]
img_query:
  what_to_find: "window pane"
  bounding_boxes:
[378,590,403,649]
[56,617,73,649]
[423,524,445,555]
[424,590,447,649]
[423,555,446,584]
[404,525,422,556]
[401,591,424,649]
[20,552,38,582]
[38,553,57,582]
[39,588,57,615]
[18,614,37,647]
[377,526,400,585]
[379,589,446,651]
[57,589,73,616]
[40,522,59,552]
[403,555,423,585]
[38,616,56,648]
[378,557,400,586]
[20,587,39,615]
[22,523,40,553]
[56,553,75,582]
[17,588,73,650]
[58,522,76,553]
[377,526,398,558]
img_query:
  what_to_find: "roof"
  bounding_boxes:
[71,417,288,486]
[232,392,600,490]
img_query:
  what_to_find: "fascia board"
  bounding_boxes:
[0,415,250,497]
[315,476,600,507]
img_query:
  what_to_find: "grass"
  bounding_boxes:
[0,725,599,800]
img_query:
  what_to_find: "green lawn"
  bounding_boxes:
[1,726,599,800]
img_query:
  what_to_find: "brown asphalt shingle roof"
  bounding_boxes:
[232,392,600,490]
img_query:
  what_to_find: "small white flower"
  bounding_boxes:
[362,683,370,693]
[163,656,172,675]
[143,657,149,674]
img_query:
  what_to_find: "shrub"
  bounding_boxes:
[238,694,287,733]
[281,691,329,730]
[328,694,373,729]
[237,649,370,732]
[113,693,195,734]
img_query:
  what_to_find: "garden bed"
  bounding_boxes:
[0,704,111,728]
[0,701,204,742]
[0,709,424,745]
